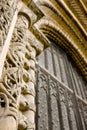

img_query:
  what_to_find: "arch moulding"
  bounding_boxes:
[35,17,87,80]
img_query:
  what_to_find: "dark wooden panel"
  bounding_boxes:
[35,65,87,130]
[36,43,87,130]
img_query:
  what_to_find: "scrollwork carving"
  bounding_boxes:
[0,92,9,117]
[0,0,16,47]
[18,111,28,130]
[0,12,37,130]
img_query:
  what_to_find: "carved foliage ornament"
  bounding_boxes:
[0,0,16,47]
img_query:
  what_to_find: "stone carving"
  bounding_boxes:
[18,111,28,130]
[0,67,20,130]
[0,0,16,48]
[0,14,37,130]
[0,82,18,130]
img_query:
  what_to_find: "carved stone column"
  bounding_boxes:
[0,1,19,130]
[0,10,44,129]
[0,1,50,129]
[0,0,21,79]
[0,14,28,130]
[0,0,17,48]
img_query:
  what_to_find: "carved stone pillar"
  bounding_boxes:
[0,0,20,78]
[0,14,28,130]
[0,10,44,129]
[0,0,17,48]
[0,1,18,130]
[0,1,50,130]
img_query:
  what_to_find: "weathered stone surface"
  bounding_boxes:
[0,116,17,130]
[0,0,16,47]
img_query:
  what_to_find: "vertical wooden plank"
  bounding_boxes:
[37,51,45,68]
[67,92,78,130]
[49,79,61,130]
[35,67,49,130]
[46,48,54,75]
[58,85,70,130]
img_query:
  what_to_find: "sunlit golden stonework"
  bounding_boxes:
[0,0,87,130]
